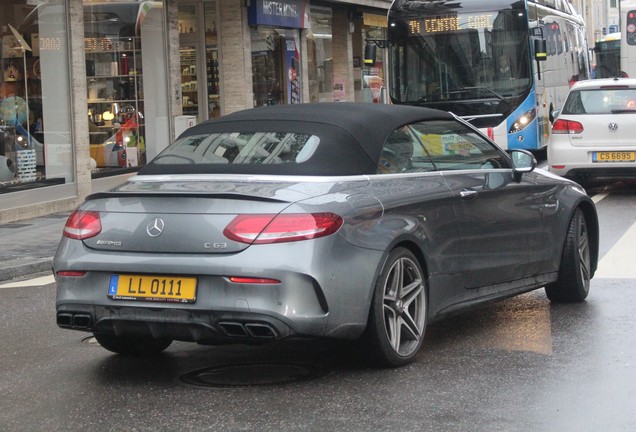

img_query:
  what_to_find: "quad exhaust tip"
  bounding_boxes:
[218,321,277,339]
[57,312,92,330]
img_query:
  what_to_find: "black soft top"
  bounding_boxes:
[140,103,453,176]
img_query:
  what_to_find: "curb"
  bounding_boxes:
[0,259,53,282]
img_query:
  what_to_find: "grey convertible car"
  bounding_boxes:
[54,103,599,367]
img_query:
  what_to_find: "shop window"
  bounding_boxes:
[0,0,73,194]
[360,24,386,104]
[307,7,333,102]
[84,1,147,174]
[251,28,286,106]
[178,1,219,124]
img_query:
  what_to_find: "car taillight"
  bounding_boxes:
[224,212,343,244]
[228,277,281,284]
[63,210,102,240]
[56,271,87,277]
[552,119,584,134]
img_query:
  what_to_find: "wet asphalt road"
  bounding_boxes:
[1,183,635,431]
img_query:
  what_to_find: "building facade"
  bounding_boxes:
[0,0,390,223]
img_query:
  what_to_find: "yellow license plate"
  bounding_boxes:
[108,274,197,303]
[592,151,636,162]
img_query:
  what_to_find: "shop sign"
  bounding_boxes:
[363,13,388,28]
[248,0,309,29]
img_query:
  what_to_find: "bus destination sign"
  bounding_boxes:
[409,14,493,35]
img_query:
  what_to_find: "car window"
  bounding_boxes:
[377,127,436,174]
[153,132,319,165]
[408,120,507,171]
[562,88,636,114]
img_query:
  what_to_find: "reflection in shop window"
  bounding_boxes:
[361,25,386,104]
[0,0,73,192]
[307,7,332,102]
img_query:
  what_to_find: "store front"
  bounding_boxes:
[83,0,170,176]
[248,0,307,106]
[1,0,74,197]
[1,0,392,224]
[356,12,387,103]
[178,1,219,123]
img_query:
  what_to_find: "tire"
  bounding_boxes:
[545,208,591,303]
[363,247,427,367]
[93,333,172,356]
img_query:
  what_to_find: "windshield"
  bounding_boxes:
[388,2,532,104]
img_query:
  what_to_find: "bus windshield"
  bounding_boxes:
[388,1,532,105]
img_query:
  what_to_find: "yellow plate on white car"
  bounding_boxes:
[592,151,636,163]
[108,274,197,303]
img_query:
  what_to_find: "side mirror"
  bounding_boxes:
[364,43,377,67]
[550,108,561,123]
[511,149,536,182]
[534,39,547,62]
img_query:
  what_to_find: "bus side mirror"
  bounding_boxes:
[364,43,377,67]
[534,39,547,62]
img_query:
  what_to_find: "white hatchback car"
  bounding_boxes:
[548,78,636,185]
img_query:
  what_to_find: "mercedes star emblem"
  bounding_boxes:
[146,217,165,237]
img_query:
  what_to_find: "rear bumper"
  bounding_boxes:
[56,304,294,343]
[552,166,636,182]
[54,238,383,343]
[548,144,636,181]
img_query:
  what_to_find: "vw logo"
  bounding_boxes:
[146,218,165,237]
[608,122,619,132]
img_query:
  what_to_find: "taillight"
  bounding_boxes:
[56,271,87,277]
[552,119,584,134]
[228,277,281,284]
[224,212,343,244]
[63,210,102,240]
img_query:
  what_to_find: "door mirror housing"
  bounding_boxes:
[511,149,536,182]
[364,43,377,67]
[534,39,547,62]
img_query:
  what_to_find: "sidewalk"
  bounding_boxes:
[0,212,70,282]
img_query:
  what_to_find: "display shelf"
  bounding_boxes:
[85,35,144,169]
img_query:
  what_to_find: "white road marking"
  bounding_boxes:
[595,221,636,278]
[0,274,55,289]
[592,192,608,204]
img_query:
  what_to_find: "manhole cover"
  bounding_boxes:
[180,362,328,388]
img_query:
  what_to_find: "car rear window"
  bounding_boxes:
[562,88,636,114]
[152,132,320,166]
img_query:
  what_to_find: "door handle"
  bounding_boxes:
[459,189,478,199]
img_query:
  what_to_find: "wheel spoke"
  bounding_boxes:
[400,310,422,341]
[383,304,399,349]
[383,260,402,302]
[402,281,423,306]
[578,220,591,282]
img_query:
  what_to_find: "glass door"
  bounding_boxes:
[178,1,218,123]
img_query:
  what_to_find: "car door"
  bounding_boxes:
[411,119,544,290]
